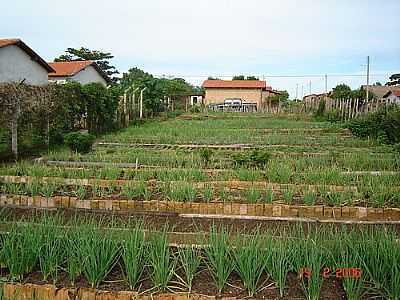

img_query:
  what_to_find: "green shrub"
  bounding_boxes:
[64,132,95,153]
[347,106,400,144]
[232,150,271,168]
[199,148,213,166]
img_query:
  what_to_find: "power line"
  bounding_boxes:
[154,73,392,78]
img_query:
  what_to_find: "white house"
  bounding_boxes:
[48,61,110,86]
[0,38,54,85]
[383,90,400,105]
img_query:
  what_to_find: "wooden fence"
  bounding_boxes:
[303,98,393,120]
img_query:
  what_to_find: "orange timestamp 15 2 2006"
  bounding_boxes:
[299,267,362,279]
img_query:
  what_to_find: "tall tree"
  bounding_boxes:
[386,73,400,86]
[232,75,245,80]
[54,47,119,81]
[246,76,259,80]
[331,84,353,99]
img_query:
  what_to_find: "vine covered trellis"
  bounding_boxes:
[0,82,120,159]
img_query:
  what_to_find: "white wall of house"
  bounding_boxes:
[0,45,49,85]
[49,65,107,86]
[190,95,203,105]
[72,65,107,86]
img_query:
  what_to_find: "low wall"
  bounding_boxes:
[1,194,399,221]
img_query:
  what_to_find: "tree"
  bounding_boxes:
[232,75,245,80]
[386,73,400,86]
[331,84,353,99]
[207,76,220,80]
[246,76,259,80]
[268,91,289,103]
[374,82,382,86]
[55,47,119,81]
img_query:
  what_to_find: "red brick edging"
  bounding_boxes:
[2,283,219,300]
[1,194,399,221]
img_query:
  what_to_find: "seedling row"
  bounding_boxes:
[0,217,399,299]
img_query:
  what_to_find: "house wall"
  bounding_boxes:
[49,65,107,86]
[0,45,49,85]
[204,88,263,107]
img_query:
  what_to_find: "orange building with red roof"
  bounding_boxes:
[202,79,278,109]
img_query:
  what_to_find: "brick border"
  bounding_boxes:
[1,194,399,221]
[0,175,358,192]
[2,283,221,300]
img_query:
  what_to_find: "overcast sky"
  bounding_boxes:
[2,0,399,98]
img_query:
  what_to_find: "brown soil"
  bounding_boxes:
[1,207,399,236]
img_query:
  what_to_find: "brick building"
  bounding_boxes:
[202,80,276,109]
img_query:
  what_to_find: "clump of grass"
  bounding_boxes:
[148,230,175,291]
[177,246,201,292]
[202,186,213,202]
[75,185,87,200]
[1,224,41,281]
[38,218,64,283]
[282,187,295,204]
[199,148,213,167]
[266,239,290,299]
[303,189,317,205]
[77,225,120,288]
[245,188,261,203]
[65,229,83,286]
[264,188,274,203]
[26,181,41,196]
[233,231,268,297]
[204,226,234,295]
[41,183,58,198]
[122,223,145,290]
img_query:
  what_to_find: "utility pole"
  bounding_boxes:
[301,85,304,99]
[366,56,370,101]
[324,74,328,101]
[140,87,147,119]
[296,84,299,100]
[309,81,312,95]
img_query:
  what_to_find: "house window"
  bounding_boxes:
[193,97,198,104]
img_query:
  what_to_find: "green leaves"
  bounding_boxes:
[204,227,234,295]
[148,230,175,292]
[122,224,146,290]
[177,246,201,292]
[77,226,120,288]
[232,232,269,297]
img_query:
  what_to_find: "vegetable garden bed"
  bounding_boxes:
[0,218,399,300]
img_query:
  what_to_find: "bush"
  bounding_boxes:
[347,106,400,144]
[232,150,271,168]
[199,148,213,166]
[64,132,95,153]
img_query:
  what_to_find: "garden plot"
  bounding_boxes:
[0,214,400,299]
[1,113,400,298]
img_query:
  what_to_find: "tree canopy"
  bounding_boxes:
[54,47,119,81]
[386,73,400,86]
[120,67,196,114]
[232,75,260,80]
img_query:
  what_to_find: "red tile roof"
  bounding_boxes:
[202,80,268,89]
[0,38,54,72]
[48,60,110,83]
[48,61,94,77]
[393,90,400,97]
